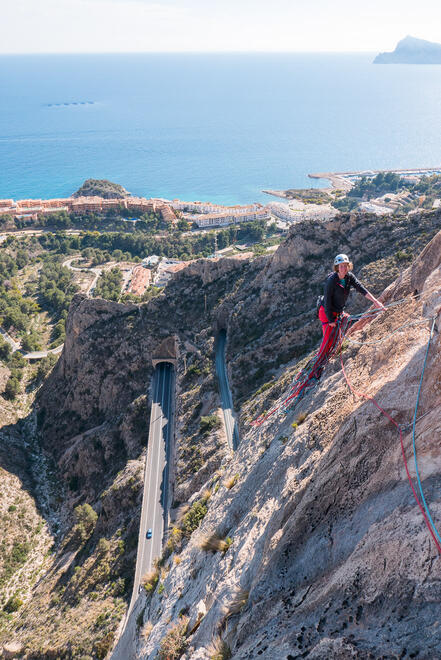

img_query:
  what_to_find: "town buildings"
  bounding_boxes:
[127,264,152,296]
[185,206,270,228]
[0,196,177,224]
[0,195,272,229]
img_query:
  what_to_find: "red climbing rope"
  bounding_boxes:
[251,316,350,427]
[338,326,441,555]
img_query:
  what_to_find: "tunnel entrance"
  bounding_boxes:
[152,335,178,368]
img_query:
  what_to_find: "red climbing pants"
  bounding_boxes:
[318,305,338,359]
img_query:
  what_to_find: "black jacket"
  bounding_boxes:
[323,271,368,323]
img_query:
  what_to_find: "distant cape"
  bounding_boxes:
[374,35,441,64]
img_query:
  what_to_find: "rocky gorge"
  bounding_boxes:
[1,208,441,658]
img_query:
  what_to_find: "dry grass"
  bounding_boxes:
[141,620,153,640]
[158,616,188,660]
[296,412,308,425]
[292,412,308,430]
[222,588,249,619]
[223,473,239,490]
[200,533,233,554]
[175,503,190,525]
[208,635,232,660]
[141,566,159,594]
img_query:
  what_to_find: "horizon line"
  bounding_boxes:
[0,49,378,56]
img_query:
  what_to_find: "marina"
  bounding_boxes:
[309,166,441,190]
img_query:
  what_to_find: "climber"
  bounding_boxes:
[318,254,386,357]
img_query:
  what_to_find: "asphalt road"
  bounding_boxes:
[215,330,239,450]
[128,362,174,613]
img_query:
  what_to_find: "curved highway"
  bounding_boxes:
[215,330,239,450]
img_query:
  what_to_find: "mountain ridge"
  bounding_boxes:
[2,209,441,657]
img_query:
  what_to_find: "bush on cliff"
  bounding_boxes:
[73,503,98,543]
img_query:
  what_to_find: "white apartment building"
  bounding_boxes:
[191,208,270,228]
[169,199,262,215]
[266,202,337,224]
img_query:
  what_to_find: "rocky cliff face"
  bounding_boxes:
[2,209,441,657]
[131,229,441,659]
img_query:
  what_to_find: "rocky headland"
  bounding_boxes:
[374,35,441,64]
[72,179,130,199]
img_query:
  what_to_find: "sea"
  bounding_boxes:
[1,52,441,205]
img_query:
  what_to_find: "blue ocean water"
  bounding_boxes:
[1,53,441,205]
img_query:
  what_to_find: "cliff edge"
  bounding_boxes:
[130,229,441,659]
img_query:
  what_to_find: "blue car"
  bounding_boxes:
[146,528,152,539]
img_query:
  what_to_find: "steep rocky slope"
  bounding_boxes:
[131,229,441,659]
[1,209,441,657]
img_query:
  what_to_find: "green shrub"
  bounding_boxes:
[73,503,98,543]
[0,337,12,361]
[4,594,23,613]
[199,414,221,436]
[4,375,21,400]
[35,353,58,382]
[97,538,111,556]
[180,498,208,538]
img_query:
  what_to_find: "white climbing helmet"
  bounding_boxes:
[334,253,350,266]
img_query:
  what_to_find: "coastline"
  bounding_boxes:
[309,165,441,191]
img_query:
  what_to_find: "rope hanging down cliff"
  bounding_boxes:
[251,296,441,553]
[339,313,441,554]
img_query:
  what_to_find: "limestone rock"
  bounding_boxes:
[1,641,24,658]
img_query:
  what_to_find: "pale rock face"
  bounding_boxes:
[1,641,24,658]
[131,230,441,659]
[185,256,250,286]
[15,212,441,657]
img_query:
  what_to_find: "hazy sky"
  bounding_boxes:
[2,0,441,54]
